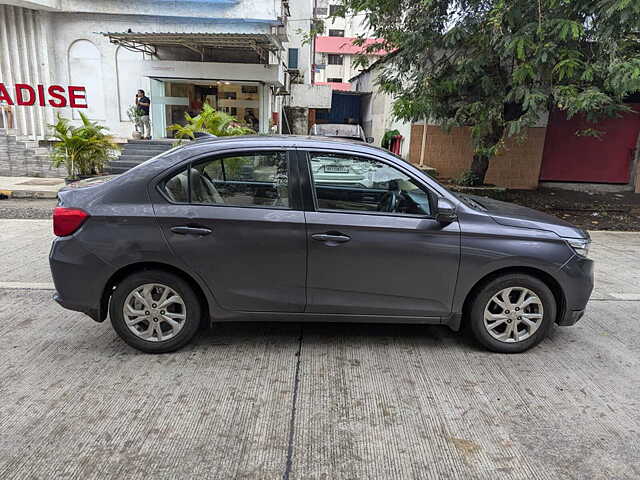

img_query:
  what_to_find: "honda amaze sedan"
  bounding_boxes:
[50,136,594,354]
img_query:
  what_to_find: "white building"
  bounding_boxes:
[0,0,290,140]
[350,58,411,158]
[310,1,383,91]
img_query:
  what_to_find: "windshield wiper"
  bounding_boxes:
[458,194,487,211]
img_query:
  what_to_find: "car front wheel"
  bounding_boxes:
[469,274,556,353]
[109,270,201,353]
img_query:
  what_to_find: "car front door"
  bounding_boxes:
[152,148,307,313]
[301,149,460,318]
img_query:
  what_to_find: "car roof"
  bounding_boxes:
[99,135,453,204]
[178,134,387,154]
[168,135,421,172]
[184,134,362,147]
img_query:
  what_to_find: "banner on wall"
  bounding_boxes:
[0,83,88,108]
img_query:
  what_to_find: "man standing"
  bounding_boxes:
[135,90,151,140]
[244,109,259,132]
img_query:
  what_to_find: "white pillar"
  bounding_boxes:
[5,7,29,136]
[37,11,58,134]
[18,7,38,140]
[26,9,45,138]
[0,7,9,130]
[260,84,270,134]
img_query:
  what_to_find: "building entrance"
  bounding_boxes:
[150,78,262,139]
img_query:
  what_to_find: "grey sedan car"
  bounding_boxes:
[50,136,594,354]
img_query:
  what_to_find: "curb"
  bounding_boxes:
[0,189,59,199]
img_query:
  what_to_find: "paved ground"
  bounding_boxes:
[0,197,56,219]
[0,176,64,199]
[1,219,639,479]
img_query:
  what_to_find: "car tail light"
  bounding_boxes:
[53,207,89,236]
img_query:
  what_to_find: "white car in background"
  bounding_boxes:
[309,124,376,187]
[309,123,373,143]
[310,154,376,187]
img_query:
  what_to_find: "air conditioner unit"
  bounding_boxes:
[314,7,328,16]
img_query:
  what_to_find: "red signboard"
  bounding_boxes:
[0,83,88,108]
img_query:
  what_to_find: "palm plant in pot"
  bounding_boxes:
[50,112,120,182]
[168,104,255,143]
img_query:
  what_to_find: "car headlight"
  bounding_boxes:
[564,237,590,258]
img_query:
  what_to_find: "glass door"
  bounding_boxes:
[150,79,166,139]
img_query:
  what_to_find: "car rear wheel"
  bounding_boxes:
[109,270,201,353]
[469,274,556,353]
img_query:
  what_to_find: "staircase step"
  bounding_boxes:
[106,162,145,174]
[109,159,143,168]
[121,147,170,155]
[123,142,172,149]
[107,139,176,174]
[106,165,130,174]
[127,139,176,146]
[117,154,155,162]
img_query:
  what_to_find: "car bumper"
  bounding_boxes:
[53,292,102,322]
[49,236,111,322]
[557,254,594,326]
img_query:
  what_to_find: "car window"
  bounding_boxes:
[307,152,432,216]
[163,167,189,203]
[191,151,289,208]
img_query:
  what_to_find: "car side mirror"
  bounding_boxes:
[365,136,374,143]
[435,197,457,224]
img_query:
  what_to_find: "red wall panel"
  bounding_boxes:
[540,105,640,184]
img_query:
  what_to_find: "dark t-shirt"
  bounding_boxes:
[137,96,150,115]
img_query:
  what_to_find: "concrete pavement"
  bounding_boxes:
[0,176,65,199]
[1,220,639,479]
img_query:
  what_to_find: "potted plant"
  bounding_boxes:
[168,104,255,143]
[126,105,143,139]
[50,113,120,183]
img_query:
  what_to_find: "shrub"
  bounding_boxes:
[453,170,482,187]
[168,104,255,142]
[50,113,120,178]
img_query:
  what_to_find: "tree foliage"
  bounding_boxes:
[50,112,120,178]
[168,104,255,142]
[339,0,640,184]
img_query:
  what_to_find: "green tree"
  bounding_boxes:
[168,104,255,141]
[338,0,640,184]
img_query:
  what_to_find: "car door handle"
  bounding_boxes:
[311,233,351,243]
[171,226,212,236]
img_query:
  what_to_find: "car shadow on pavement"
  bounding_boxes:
[187,320,482,353]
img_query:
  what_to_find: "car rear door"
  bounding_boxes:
[299,149,460,318]
[152,148,307,313]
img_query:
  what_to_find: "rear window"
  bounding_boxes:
[160,151,289,208]
[162,168,189,202]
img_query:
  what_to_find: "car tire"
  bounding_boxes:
[109,269,201,353]
[469,274,556,353]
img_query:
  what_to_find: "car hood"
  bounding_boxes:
[466,195,588,239]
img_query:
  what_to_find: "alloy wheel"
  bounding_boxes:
[483,287,544,343]
[122,283,187,342]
